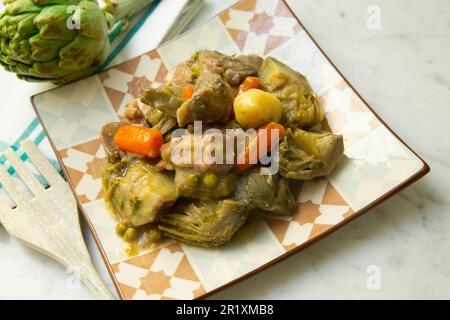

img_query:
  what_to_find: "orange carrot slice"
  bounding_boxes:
[235,122,286,171]
[237,76,260,95]
[114,125,163,158]
[182,84,195,99]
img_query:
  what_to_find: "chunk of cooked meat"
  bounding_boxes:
[259,57,323,128]
[122,99,150,127]
[234,167,297,216]
[189,50,263,86]
[158,199,248,247]
[175,169,237,200]
[166,61,195,95]
[160,132,235,173]
[100,122,125,163]
[189,50,224,76]
[102,159,179,227]
[279,128,344,180]
[176,72,234,127]
[222,54,263,86]
[124,99,142,121]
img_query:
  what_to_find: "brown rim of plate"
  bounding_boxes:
[30,0,430,300]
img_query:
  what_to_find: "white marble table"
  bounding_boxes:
[0,0,449,299]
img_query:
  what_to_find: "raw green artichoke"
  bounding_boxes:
[279,128,344,180]
[0,0,153,84]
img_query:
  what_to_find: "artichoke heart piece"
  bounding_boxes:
[175,169,237,201]
[279,128,344,180]
[102,159,179,227]
[259,57,323,129]
[234,167,297,216]
[159,199,249,247]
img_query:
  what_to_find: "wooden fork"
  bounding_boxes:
[0,140,115,300]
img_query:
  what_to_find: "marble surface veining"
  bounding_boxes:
[0,0,449,299]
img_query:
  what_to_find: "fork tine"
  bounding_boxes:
[20,140,64,187]
[5,148,44,196]
[0,164,27,206]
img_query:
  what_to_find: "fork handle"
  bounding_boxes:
[77,259,116,300]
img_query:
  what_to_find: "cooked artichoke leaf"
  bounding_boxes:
[140,86,184,117]
[259,57,323,129]
[234,167,297,216]
[175,168,237,201]
[176,72,234,127]
[158,199,248,247]
[102,159,179,227]
[138,100,177,134]
[279,128,344,180]
[144,106,165,127]
[152,114,177,135]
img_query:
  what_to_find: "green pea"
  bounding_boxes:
[186,172,199,187]
[115,222,128,237]
[203,172,219,187]
[190,64,200,77]
[123,227,138,243]
[147,229,161,243]
[164,132,172,143]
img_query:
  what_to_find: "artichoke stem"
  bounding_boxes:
[103,0,156,22]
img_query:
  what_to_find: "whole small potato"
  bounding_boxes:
[234,89,282,129]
